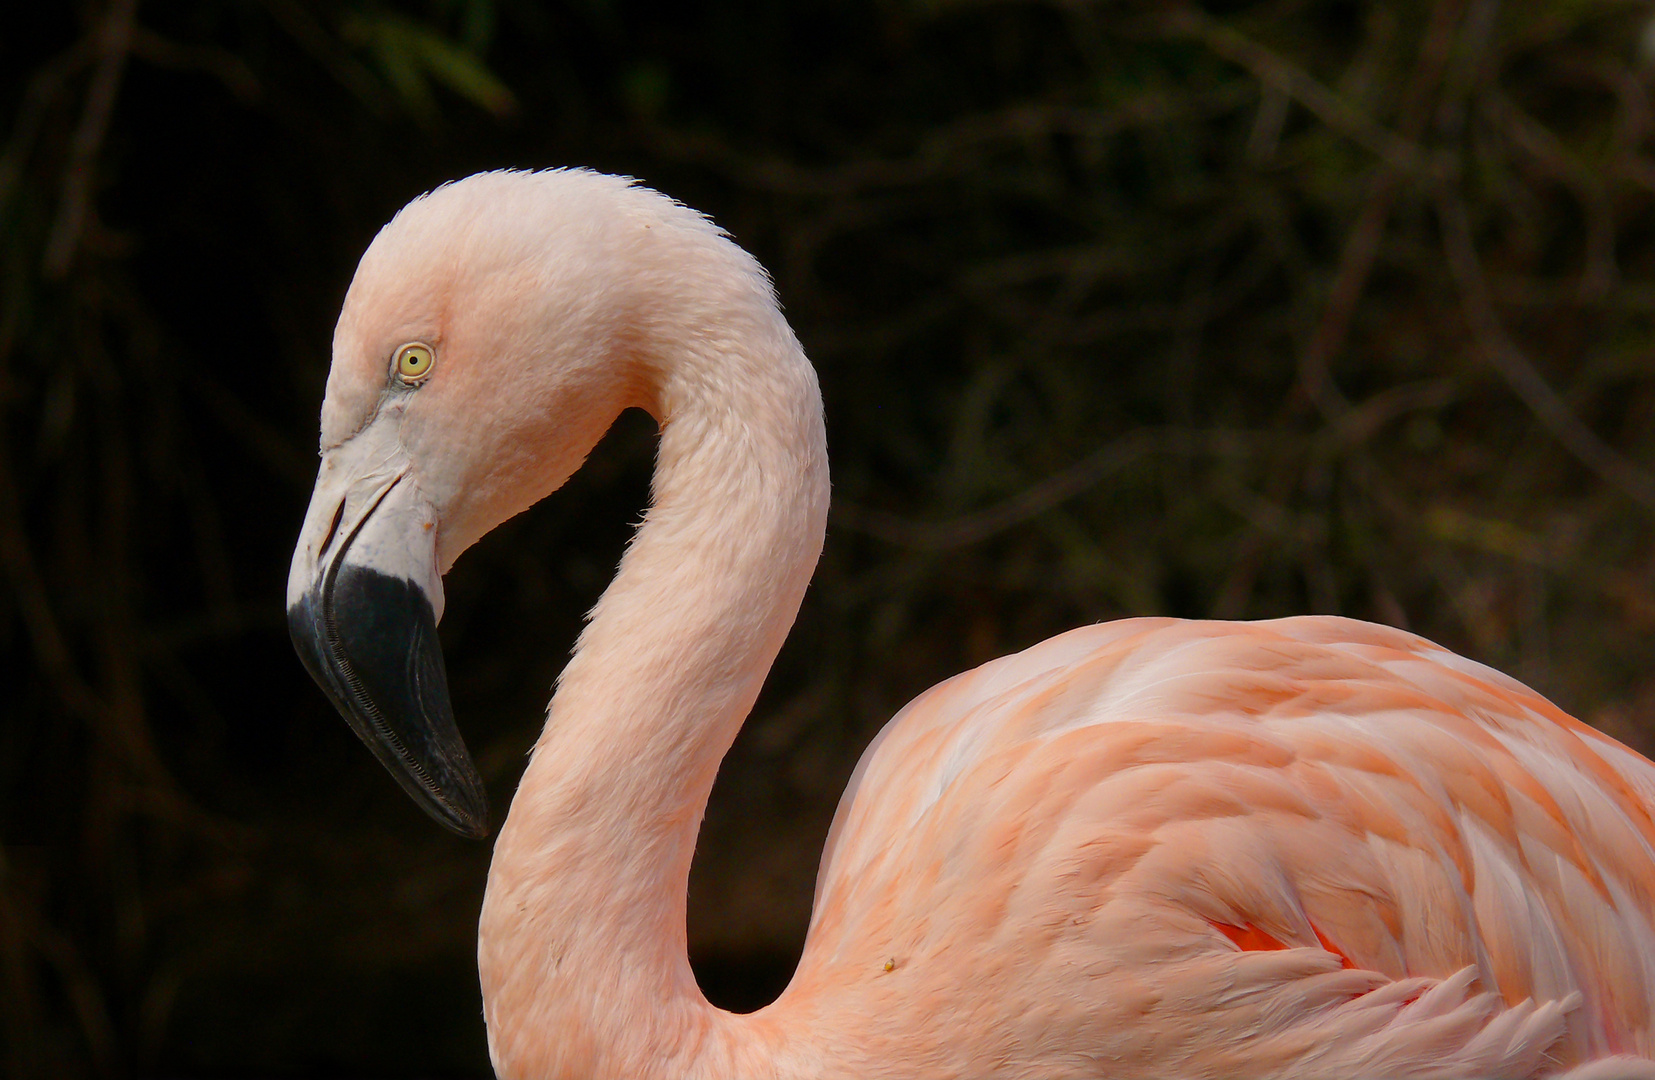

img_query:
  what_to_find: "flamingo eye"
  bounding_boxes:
[394,343,435,383]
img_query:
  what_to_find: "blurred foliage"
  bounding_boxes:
[4,0,1655,1075]
[342,6,516,119]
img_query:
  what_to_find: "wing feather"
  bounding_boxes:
[789,617,1655,1076]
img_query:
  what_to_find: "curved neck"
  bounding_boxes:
[478,327,828,1080]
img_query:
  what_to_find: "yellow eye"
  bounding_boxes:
[395,342,435,382]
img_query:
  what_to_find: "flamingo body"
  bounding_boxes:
[785,616,1655,1077]
[285,168,1655,1079]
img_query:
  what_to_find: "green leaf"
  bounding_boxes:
[341,9,516,120]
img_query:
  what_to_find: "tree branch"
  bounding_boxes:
[42,0,140,280]
[1436,190,1655,514]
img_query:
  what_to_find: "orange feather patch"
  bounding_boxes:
[1211,921,1356,970]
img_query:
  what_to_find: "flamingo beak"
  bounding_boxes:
[286,413,489,838]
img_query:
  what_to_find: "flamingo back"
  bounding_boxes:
[773,616,1655,1078]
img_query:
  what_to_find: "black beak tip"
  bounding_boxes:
[438,797,491,840]
[289,566,490,841]
[418,761,490,840]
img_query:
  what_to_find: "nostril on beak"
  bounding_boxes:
[318,499,346,561]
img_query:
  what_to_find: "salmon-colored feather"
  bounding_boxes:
[791,617,1655,1075]
[300,170,1655,1079]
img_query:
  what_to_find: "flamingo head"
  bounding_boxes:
[286,169,748,837]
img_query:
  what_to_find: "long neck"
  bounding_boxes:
[478,323,829,1080]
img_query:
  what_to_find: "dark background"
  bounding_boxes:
[5,1,1655,1076]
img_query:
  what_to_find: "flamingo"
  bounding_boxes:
[286,168,1655,1079]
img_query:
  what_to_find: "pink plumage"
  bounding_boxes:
[793,617,1655,1077]
[287,168,1655,1079]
